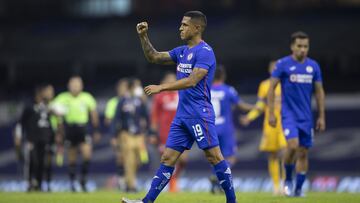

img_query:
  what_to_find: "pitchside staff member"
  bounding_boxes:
[111,78,149,192]
[54,76,101,192]
[14,84,55,192]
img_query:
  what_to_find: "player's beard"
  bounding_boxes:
[294,53,307,62]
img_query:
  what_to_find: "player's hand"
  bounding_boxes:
[110,137,118,148]
[93,132,101,144]
[316,117,326,132]
[268,113,277,127]
[55,133,63,145]
[148,136,158,145]
[144,85,162,96]
[136,22,148,36]
[240,116,251,126]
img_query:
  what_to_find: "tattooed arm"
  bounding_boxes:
[136,22,175,65]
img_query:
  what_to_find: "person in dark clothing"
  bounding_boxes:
[14,84,55,192]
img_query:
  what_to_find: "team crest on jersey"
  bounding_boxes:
[306,66,313,73]
[187,53,193,61]
[284,128,290,136]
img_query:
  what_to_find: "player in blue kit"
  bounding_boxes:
[209,65,253,193]
[122,11,237,203]
[268,31,326,197]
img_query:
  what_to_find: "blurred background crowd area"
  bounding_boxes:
[0,0,360,99]
[0,0,359,192]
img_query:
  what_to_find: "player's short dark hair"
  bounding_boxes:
[214,64,226,81]
[34,83,51,95]
[184,11,207,31]
[290,31,309,44]
[116,78,128,88]
[128,77,140,89]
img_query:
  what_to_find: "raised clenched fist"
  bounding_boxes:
[136,22,148,35]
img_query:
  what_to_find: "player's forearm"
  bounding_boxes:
[246,108,262,121]
[139,34,159,63]
[90,111,100,129]
[160,77,195,91]
[267,89,276,115]
[238,102,254,112]
[315,88,326,119]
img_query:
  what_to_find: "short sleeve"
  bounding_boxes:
[105,97,118,119]
[194,47,215,70]
[169,46,185,63]
[84,93,97,111]
[20,105,31,126]
[271,60,284,79]
[53,92,66,105]
[257,81,268,100]
[313,62,323,82]
[228,86,240,105]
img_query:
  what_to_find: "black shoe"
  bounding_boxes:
[80,180,87,192]
[70,182,76,192]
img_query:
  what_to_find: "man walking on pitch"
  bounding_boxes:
[122,11,237,203]
[268,31,326,197]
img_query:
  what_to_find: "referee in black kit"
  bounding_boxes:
[14,84,56,192]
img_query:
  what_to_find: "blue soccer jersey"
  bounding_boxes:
[272,55,323,147]
[272,55,323,122]
[169,41,216,122]
[210,83,241,157]
[166,41,219,151]
[211,83,240,131]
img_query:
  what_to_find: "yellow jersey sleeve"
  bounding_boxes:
[83,92,97,112]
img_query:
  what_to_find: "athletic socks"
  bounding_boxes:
[213,160,237,203]
[268,158,280,192]
[295,172,306,195]
[284,164,295,182]
[80,160,90,191]
[142,164,174,203]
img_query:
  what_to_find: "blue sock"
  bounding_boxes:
[295,173,306,193]
[213,160,236,203]
[285,164,295,182]
[142,164,174,203]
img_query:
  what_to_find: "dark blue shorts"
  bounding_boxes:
[217,128,237,158]
[166,117,219,152]
[282,117,314,148]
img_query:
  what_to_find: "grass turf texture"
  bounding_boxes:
[0,191,359,203]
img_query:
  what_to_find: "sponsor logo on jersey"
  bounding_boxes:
[306,66,313,73]
[187,53,193,61]
[289,74,313,84]
[177,63,193,74]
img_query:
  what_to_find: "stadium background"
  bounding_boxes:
[0,0,359,193]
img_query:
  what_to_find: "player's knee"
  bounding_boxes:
[297,148,308,160]
[205,152,222,165]
[287,139,299,150]
[160,153,176,166]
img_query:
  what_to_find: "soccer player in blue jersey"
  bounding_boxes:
[209,65,253,193]
[268,31,326,197]
[122,11,237,203]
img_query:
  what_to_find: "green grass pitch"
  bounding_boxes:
[0,191,359,203]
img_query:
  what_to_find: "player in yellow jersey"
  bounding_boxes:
[241,61,287,195]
